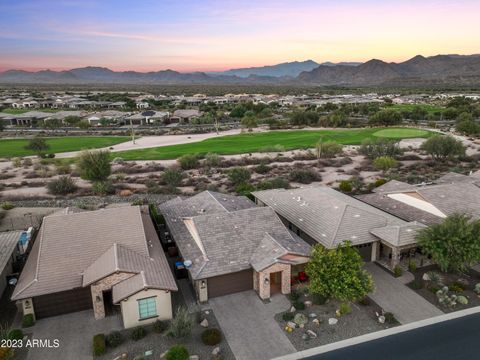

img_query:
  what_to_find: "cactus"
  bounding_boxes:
[474,283,480,295]
[457,295,469,305]
[436,286,457,308]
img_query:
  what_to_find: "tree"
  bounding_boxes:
[241,112,257,130]
[373,156,398,172]
[78,120,91,129]
[306,242,374,302]
[47,176,77,195]
[163,167,183,188]
[76,150,111,182]
[368,109,402,126]
[25,136,50,156]
[359,138,403,159]
[177,154,199,170]
[315,140,343,159]
[456,120,480,136]
[416,214,480,273]
[420,135,465,161]
[228,167,251,185]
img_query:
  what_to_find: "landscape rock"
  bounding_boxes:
[312,318,320,326]
[304,300,313,307]
[422,273,431,281]
[212,347,221,356]
[378,315,385,324]
[293,313,308,326]
[290,306,296,313]
[308,313,317,318]
[306,330,318,339]
[200,318,209,328]
[302,333,309,340]
[204,310,210,315]
[287,321,297,329]
[328,318,338,325]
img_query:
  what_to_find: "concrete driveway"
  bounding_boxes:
[365,263,443,324]
[208,290,295,360]
[25,310,122,360]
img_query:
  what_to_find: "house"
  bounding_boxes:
[11,206,177,329]
[252,186,424,269]
[0,231,23,296]
[159,191,311,301]
[170,109,201,124]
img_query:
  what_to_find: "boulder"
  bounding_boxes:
[287,321,297,329]
[212,347,221,356]
[293,313,308,326]
[200,318,209,328]
[204,310,210,315]
[290,306,296,313]
[306,330,317,339]
[378,315,385,324]
[422,273,431,281]
[304,300,313,307]
[308,313,317,318]
[312,318,320,326]
[328,318,338,325]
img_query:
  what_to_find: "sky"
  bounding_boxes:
[0,0,479,73]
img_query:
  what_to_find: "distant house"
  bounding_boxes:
[126,111,169,125]
[136,102,149,109]
[0,231,23,296]
[159,191,311,301]
[11,207,177,328]
[170,109,201,123]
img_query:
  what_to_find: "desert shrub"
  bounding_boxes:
[316,140,343,159]
[178,154,199,170]
[384,312,398,324]
[289,169,319,184]
[105,331,123,348]
[167,307,192,339]
[235,183,255,195]
[359,138,403,159]
[92,333,106,356]
[22,314,35,328]
[204,153,222,167]
[474,283,480,294]
[374,178,387,187]
[338,180,352,193]
[47,176,77,195]
[201,328,222,346]
[338,302,351,316]
[426,271,443,288]
[76,150,111,182]
[373,156,398,172]
[165,345,189,360]
[6,329,23,340]
[408,260,417,272]
[1,202,15,210]
[358,297,370,306]
[55,163,71,175]
[449,282,465,293]
[228,167,251,185]
[91,181,115,196]
[282,312,294,321]
[163,168,184,188]
[393,265,403,278]
[255,163,271,174]
[130,326,146,341]
[292,301,305,310]
[22,158,33,167]
[457,295,469,305]
[153,320,168,333]
[12,158,22,167]
[421,135,466,161]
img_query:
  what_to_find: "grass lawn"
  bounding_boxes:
[115,127,431,161]
[385,104,445,114]
[0,136,130,158]
[1,108,65,115]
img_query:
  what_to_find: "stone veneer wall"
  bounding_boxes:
[91,272,134,320]
[257,263,291,300]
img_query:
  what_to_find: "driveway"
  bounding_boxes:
[365,263,443,324]
[208,291,296,360]
[25,310,122,360]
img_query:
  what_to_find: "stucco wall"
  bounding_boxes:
[120,289,172,329]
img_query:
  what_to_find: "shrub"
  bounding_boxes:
[165,345,189,360]
[257,177,289,190]
[408,260,417,272]
[178,154,199,170]
[23,158,33,167]
[312,293,328,305]
[255,163,271,174]
[205,153,222,167]
[130,326,146,341]
[426,271,443,288]
[163,167,184,188]
[315,140,343,159]
[384,312,398,324]
[235,183,255,195]
[47,176,77,195]
[359,138,403,159]
[282,312,294,321]
[7,329,23,340]
[449,282,465,293]
[76,150,111,182]
[91,181,115,196]
[228,167,251,185]
[292,301,305,310]
[358,297,370,306]
[153,319,168,333]
[201,328,222,346]
[1,202,14,210]
[474,283,480,295]
[167,307,192,339]
[12,158,22,167]
[22,314,35,328]
[105,331,123,348]
[374,178,387,187]
[55,163,71,175]
[338,180,352,193]
[410,279,423,290]
[393,265,403,278]
[288,290,300,302]
[420,135,466,161]
[373,156,398,172]
[457,295,469,305]
[92,333,106,356]
[289,169,319,184]
[338,302,351,316]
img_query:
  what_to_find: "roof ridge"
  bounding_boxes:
[330,204,348,247]
[205,190,229,212]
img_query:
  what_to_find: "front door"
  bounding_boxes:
[270,272,281,294]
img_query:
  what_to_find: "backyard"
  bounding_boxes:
[0,136,130,158]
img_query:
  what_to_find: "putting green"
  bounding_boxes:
[373,128,429,139]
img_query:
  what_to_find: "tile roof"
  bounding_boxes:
[370,222,427,247]
[372,180,415,193]
[12,206,176,301]
[0,231,21,274]
[253,186,405,249]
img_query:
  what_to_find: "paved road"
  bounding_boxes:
[304,312,480,360]
[365,263,443,324]
[208,290,295,360]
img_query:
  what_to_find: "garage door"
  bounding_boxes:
[355,243,373,262]
[33,288,93,319]
[208,269,253,298]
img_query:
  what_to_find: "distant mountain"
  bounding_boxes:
[212,60,361,78]
[298,54,480,86]
[1,55,480,87]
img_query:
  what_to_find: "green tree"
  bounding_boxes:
[241,112,257,130]
[78,120,91,129]
[228,167,251,185]
[359,138,403,159]
[306,242,374,302]
[369,109,402,126]
[76,150,111,182]
[25,136,50,156]
[420,135,466,161]
[373,156,398,172]
[416,214,480,273]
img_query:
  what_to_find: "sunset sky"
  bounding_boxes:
[1,0,479,72]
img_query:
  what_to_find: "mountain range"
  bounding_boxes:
[1,55,480,87]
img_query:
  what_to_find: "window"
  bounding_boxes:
[138,297,157,319]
